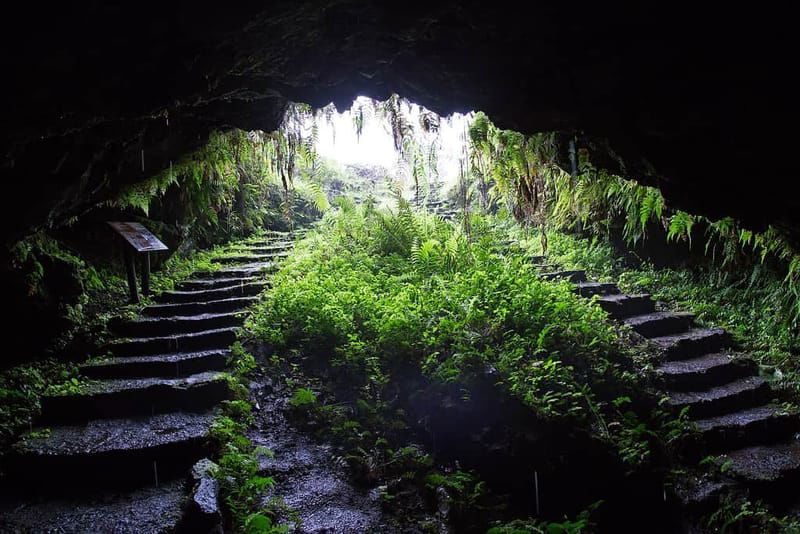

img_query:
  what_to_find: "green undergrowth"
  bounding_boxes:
[245,205,688,527]
[0,359,80,466]
[209,344,289,533]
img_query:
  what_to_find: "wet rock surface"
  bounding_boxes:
[247,369,410,533]
[0,479,187,533]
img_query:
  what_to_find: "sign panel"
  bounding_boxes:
[107,222,168,252]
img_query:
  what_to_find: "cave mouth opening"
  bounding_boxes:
[282,94,475,211]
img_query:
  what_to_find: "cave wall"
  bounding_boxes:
[1,2,795,246]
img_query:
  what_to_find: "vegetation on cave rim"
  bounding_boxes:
[464,112,800,331]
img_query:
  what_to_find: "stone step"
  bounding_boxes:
[112,312,245,337]
[154,281,267,304]
[666,376,771,419]
[192,263,276,279]
[596,293,655,319]
[540,270,588,283]
[39,372,229,423]
[655,353,756,390]
[10,412,215,489]
[177,276,259,291]
[651,327,732,361]
[230,242,293,252]
[623,311,695,338]
[81,350,229,379]
[533,263,560,271]
[692,404,800,454]
[211,252,289,264]
[573,281,620,297]
[0,479,187,532]
[107,327,238,357]
[528,255,546,263]
[111,312,245,338]
[142,296,258,317]
[723,441,800,498]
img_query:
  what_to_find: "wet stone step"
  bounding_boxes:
[39,372,229,423]
[0,478,187,533]
[666,376,771,419]
[191,263,277,280]
[652,327,732,361]
[231,242,294,252]
[81,350,229,379]
[623,311,695,338]
[108,327,238,357]
[655,353,756,390]
[177,276,260,291]
[142,296,258,317]
[573,281,620,297]
[528,255,546,263]
[540,270,588,283]
[596,293,655,319]
[723,441,800,495]
[692,404,800,453]
[11,412,216,489]
[111,312,245,338]
[154,281,268,304]
[211,252,289,264]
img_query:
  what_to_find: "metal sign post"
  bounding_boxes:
[107,222,169,303]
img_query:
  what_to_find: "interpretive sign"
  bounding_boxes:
[107,222,169,303]
[107,222,168,252]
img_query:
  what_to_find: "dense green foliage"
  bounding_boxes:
[115,129,323,244]
[247,205,677,470]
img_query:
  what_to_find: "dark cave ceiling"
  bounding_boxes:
[1,2,795,244]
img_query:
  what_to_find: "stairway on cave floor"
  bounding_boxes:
[0,231,300,533]
[522,248,800,512]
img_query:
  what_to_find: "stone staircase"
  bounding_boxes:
[524,251,800,511]
[0,231,300,532]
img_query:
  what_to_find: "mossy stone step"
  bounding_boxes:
[39,372,229,423]
[652,328,732,361]
[211,252,289,264]
[81,350,229,379]
[573,281,620,297]
[0,479,187,532]
[11,411,216,489]
[623,311,695,338]
[154,281,267,304]
[692,404,800,454]
[230,242,294,252]
[192,263,277,279]
[666,376,771,419]
[177,276,260,291]
[596,293,655,319]
[142,296,258,317]
[540,270,588,283]
[111,312,245,338]
[655,353,755,391]
[108,327,238,357]
[721,440,800,505]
